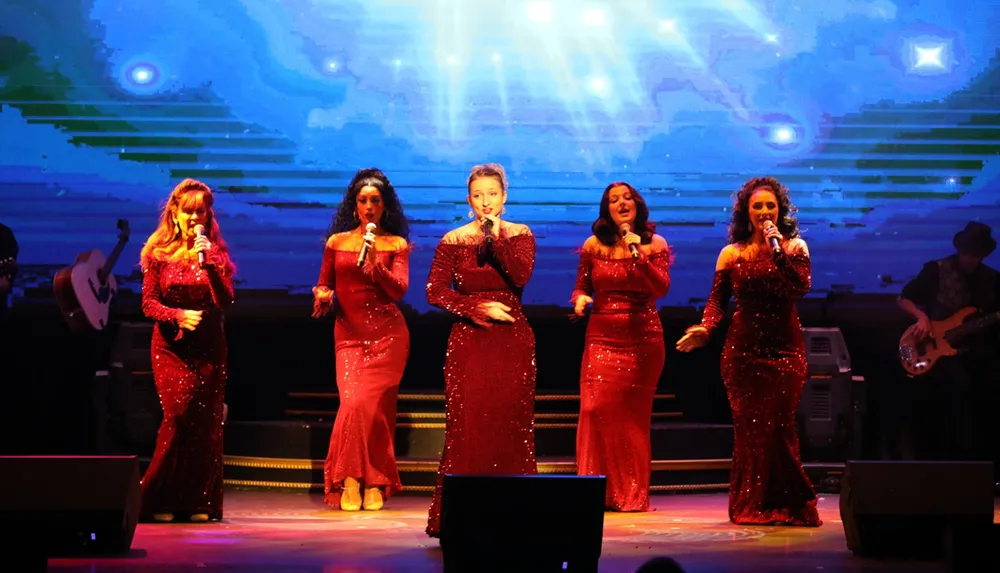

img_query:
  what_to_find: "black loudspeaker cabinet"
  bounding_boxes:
[839,460,994,558]
[441,474,606,572]
[0,456,142,558]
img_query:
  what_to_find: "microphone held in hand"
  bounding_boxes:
[483,219,494,249]
[762,220,781,255]
[357,222,377,267]
[194,224,206,265]
[621,224,639,259]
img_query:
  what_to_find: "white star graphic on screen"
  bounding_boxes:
[914,45,944,69]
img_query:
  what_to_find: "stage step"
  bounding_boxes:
[282,410,683,423]
[225,419,734,460]
[222,419,735,491]
[222,455,734,493]
[285,391,683,416]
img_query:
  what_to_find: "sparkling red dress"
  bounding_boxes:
[140,255,233,520]
[424,229,537,537]
[571,248,672,511]
[315,244,410,506]
[699,250,821,526]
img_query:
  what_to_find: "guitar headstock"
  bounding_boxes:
[117,219,131,244]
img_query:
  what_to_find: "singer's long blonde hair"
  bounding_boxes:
[140,178,235,275]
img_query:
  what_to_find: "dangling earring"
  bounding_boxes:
[747,222,754,233]
[467,209,475,220]
[353,211,359,221]
[173,220,180,235]
[500,206,507,216]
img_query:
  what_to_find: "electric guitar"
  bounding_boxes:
[898,306,1000,376]
[54,219,131,332]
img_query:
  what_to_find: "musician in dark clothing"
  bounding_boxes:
[897,221,999,469]
[0,222,17,311]
[0,223,18,452]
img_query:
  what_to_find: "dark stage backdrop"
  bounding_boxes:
[1,0,999,312]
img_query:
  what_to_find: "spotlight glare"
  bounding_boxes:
[582,9,605,26]
[527,2,553,23]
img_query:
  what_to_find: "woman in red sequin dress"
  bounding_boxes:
[571,182,672,511]
[312,168,411,512]
[424,163,537,537]
[676,177,821,526]
[139,179,235,523]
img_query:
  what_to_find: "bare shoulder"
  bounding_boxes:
[325,232,351,249]
[382,234,408,251]
[581,235,601,253]
[648,233,669,251]
[503,221,532,237]
[786,237,809,257]
[441,223,476,245]
[716,244,739,271]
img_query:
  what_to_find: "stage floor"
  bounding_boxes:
[46,488,1000,573]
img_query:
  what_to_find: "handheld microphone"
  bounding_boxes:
[357,222,377,267]
[483,219,494,249]
[194,225,206,265]
[621,224,639,259]
[762,220,781,255]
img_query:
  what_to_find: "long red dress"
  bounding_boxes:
[315,243,410,506]
[424,229,537,537]
[140,255,233,520]
[571,248,672,511]
[699,250,821,526]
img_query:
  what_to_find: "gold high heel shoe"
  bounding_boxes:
[341,477,362,511]
[152,513,174,523]
[189,513,210,522]
[362,488,383,511]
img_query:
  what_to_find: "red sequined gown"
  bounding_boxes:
[571,248,672,511]
[315,244,410,506]
[140,255,233,520]
[699,250,821,526]
[424,229,537,537]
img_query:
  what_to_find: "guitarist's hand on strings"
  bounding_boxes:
[912,313,933,340]
[177,309,203,331]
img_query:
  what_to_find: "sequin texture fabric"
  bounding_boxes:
[316,245,410,507]
[572,248,672,511]
[424,229,538,537]
[700,251,822,526]
[140,257,233,520]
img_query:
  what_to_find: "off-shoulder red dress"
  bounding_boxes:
[699,250,821,526]
[424,229,538,537]
[571,248,672,511]
[315,244,410,507]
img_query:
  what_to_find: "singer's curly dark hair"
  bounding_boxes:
[328,167,410,241]
[727,176,800,244]
[592,181,655,247]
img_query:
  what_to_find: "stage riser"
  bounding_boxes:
[148,457,840,494]
[221,463,735,491]
[223,421,735,461]
[284,394,682,415]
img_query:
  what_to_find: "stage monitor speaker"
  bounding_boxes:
[0,455,142,557]
[440,474,606,573]
[839,460,994,558]
[802,327,851,377]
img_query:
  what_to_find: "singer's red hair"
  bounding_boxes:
[140,178,235,275]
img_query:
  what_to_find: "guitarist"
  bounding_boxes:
[897,221,999,467]
[0,222,18,450]
[0,221,16,312]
